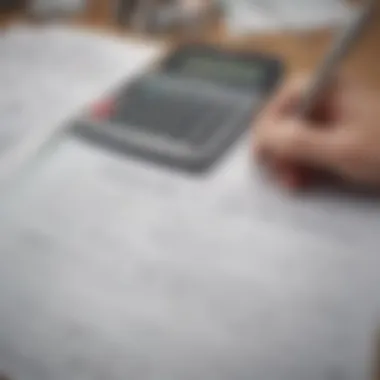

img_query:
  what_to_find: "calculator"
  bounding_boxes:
[73,44,284,173]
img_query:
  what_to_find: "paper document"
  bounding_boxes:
[0,24,164,176]
[223,0,354,34]
[0,22,379,380]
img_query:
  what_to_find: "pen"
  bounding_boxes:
[299,0,375,117]
[279,0,375,188]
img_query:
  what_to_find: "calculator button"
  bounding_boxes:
[107,78,240,149]
[91,99,114,120]
[162,100,206,139]
[187,105,235,146]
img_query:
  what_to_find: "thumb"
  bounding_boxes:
[258,119,339,170]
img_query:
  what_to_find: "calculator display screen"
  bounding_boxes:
[162,45,284,93]
[177,56,264,87]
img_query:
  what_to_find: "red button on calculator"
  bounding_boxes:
[91,99,114,120]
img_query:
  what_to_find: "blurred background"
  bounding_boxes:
[0,0,359,33]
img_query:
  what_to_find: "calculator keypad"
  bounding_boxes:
[108,79,238,148]
[77,75,256,173]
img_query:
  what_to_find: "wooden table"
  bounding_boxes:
[77,0,380,89]
[1,1,379,88]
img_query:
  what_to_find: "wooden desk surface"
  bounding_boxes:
[1,2,379,88]
[77,1,380,89]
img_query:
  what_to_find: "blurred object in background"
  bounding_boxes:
[221,0,355,35]
[0,0,26,13]
[116,0,219,36]
[29,0,86,19]
[115,0,139,26]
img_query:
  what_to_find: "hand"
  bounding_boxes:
[253,76,380,190]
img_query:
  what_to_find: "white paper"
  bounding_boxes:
[0,24,164,178]
[223,0,354,35]
[0,23,379,380]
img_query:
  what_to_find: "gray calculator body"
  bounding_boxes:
[74,73,254,173]
[0,45,380,380]
[73,44,283,173]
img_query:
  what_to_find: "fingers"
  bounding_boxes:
[254,75,380,190]
[272,161,312,190]
[261,75,310,119]
[255,118,341,170]
[253,74,349,190]
[260,74,348,124]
